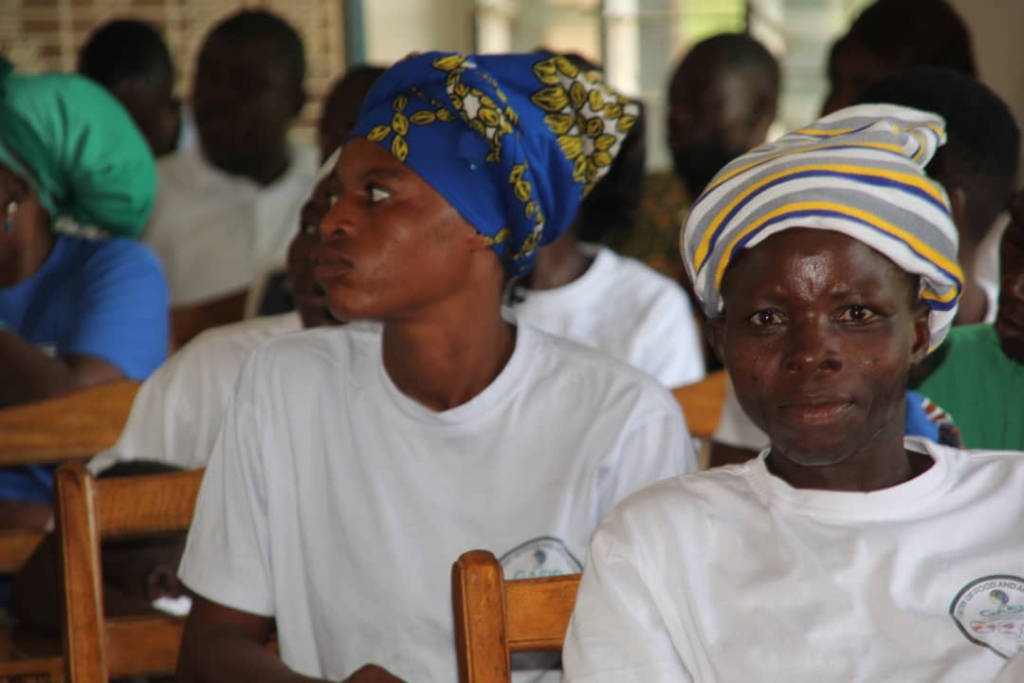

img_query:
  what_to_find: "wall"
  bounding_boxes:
[362,0,474,65]
[0,0,345,137]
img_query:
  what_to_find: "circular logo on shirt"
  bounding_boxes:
[499,536,582,580]
[950,575,1024,659]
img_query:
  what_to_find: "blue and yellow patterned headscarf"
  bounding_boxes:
[350,51,639,275]
[0,58,156,238]
[682,104,963,351]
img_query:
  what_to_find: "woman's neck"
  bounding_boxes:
[1,214,54,289]
[522,231,594,291]
[381,303,516,412]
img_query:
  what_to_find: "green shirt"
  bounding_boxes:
[915,324,1024,450]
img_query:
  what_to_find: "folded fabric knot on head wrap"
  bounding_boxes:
[682,103,963,350]
[350,51,640,275]
[0,57,156,238]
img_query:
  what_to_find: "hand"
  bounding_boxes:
[341,664,407,683]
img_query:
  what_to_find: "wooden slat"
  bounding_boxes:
[95,469,203,539]
[452,550,510,683]
[505,574,580,652]
[0,381,139,467]
[0,530,44,574]
[453,550,580,683]
[672,370,727,439]
[105,617,185,678]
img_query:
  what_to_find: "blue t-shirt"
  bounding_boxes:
[0,234,169,504]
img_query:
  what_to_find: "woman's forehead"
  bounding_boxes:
[724,228,913,296]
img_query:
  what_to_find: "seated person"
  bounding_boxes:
[611,33,779,287]
[821,0,976,116]
[709,65,1020,465]
[0,58,168,530]
[144,10,318,345]
[176,51,696,683]
[510,95,705,387]
[911,186,1024,451]
[248,64,386,317]
[564,105,1024,682]
[88,161,343,476]
[857,68,1019,324]
[78,18,196,157]
[318,65,388,163]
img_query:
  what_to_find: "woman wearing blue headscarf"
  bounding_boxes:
[175,51,695,682]
[0,58,169,529]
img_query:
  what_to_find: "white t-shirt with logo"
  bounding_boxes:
[144,140,319,306]
[510,244,705,387]
[88,312,302,475]
[564,438,1024,682]
[179,322,696,682]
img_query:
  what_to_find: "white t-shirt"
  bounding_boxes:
[88,313,302,475]
[179,323,696,682]
[144,140,319,306]
[510,244,705,387]
[564,438,1024,682]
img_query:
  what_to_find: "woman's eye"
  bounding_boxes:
[369,186,392,204]
[838,305,877,322]
[748,310,784,327]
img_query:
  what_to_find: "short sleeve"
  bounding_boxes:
[630,282,705,388]
[595,394,696,520]
[66,239,169,380]
[177,351,275,617]
[712,377,770,450]
[563,523,692,682]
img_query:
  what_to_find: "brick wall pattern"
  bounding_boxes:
[0,0,346,140]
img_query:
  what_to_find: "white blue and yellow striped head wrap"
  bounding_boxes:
[682,104,963,351]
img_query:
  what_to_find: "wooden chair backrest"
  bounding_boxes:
[0,381,140,468]
[54,463,204,683]
[0,529,45,575]
[452,550,580,683]
[672,369,727,439]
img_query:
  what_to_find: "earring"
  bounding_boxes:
[3,201,15,234]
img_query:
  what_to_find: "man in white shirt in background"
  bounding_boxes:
[88,163,339,476]
[510,90,705,387]
[144,10,318,345]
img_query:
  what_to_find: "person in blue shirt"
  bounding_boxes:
[0,57,169,531]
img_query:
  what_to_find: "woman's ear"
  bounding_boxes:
[706,316,727,369]
[909,303,932,365]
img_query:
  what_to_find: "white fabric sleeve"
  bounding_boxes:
[87,347,199,476]
[711,376,770,450]
[563,525,693,682]
[177,351,275,617]
[595,397,696,521]
[994,647,1024,682]
[632,285,706,388]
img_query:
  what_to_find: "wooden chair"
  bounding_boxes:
[672,369,727,440]
[54,463,204,683]
[452,550,580,683]
[0,381,140,469]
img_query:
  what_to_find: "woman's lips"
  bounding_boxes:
[778,400,854,426]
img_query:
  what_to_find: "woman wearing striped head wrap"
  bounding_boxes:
[564,105,1024,682]
[176,51,695,683]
